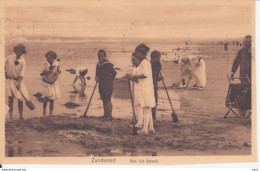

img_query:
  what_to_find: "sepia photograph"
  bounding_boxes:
[0,0,256,165]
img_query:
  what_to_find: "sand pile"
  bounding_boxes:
[5,115,251,156]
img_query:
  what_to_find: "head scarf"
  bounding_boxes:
[45,51,57,59]
[13,44,26,54]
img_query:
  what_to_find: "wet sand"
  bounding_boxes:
[5,41,251,156]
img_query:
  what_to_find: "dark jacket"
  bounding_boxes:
[232,47,251,82]
[96,59,117,91]
[151,61,162,86]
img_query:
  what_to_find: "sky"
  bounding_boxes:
[4,0,254,39]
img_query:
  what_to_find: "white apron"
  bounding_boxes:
[133,59,155,108]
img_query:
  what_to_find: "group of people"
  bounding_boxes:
[4,34,252,134]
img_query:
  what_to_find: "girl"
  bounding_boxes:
[126,44,156,135]
[150,51,163,120]
[40,51,61,116]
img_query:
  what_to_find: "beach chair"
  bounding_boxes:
[224,75,251,125]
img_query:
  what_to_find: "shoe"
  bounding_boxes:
[178,84,186,88]
[139,129,148,135]
[104,116,113,121]
[148,129,155,134]
[135,124,143,129]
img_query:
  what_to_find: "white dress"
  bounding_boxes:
[5,54,29,101]
[133,59,156,108]
[41,60,61,100]
[193,59,207,87]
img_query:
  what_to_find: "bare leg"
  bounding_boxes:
[140,107,149,134]
[135,105,144,128]
[8,96,14,120]
[43,98,48,116]
[107,100,113,120]
[18,100,23,120]
[102,100,107,117]
[49,100,54,116]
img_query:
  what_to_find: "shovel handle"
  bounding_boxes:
[82,82,98,117]
[127,79,137,125]
[160,72,175,113]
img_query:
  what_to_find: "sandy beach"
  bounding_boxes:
[5,38,251,156]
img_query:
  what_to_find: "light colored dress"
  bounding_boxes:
[193,59,207,87]
[5,54,29,101]
[41,60,61,100]
[133,59,156,108]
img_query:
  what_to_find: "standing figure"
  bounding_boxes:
[126,44,156,135]
[67,67,89,97]
[41,51,61,117]
[224,41,229,51]
[150,51,163,120]
[230,35,252,115]
[231,35,251,83]
[5,44,29,120]
[95,50,117,120]
[192,56,207,90]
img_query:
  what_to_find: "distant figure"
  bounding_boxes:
[95,49,117,120]
[177,57,192,88]
[150,51,163,120]
[5,44,29,120]
[224,41,229,51]
[236,41,239,48]
[126,44,155,135]
[41,51,61,117]
[192,56,207,90]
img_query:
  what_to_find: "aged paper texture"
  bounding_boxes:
[0,0,256,165]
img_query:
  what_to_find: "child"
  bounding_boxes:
[95,49,117,120]
[150,50,163,120]
[5,44,29,120]
[40,51,61,116]
[126,44,155,135]
[66,67,89,97]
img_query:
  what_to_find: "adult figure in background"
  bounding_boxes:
[150,50,163,120]
[126,44,155,135]
[230,35,252,115]
[5,44,29,120]
[95,49,117,120]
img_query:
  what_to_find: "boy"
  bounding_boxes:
[95,50,117,120]
[150,50,163,120]
[5,44,29,120]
